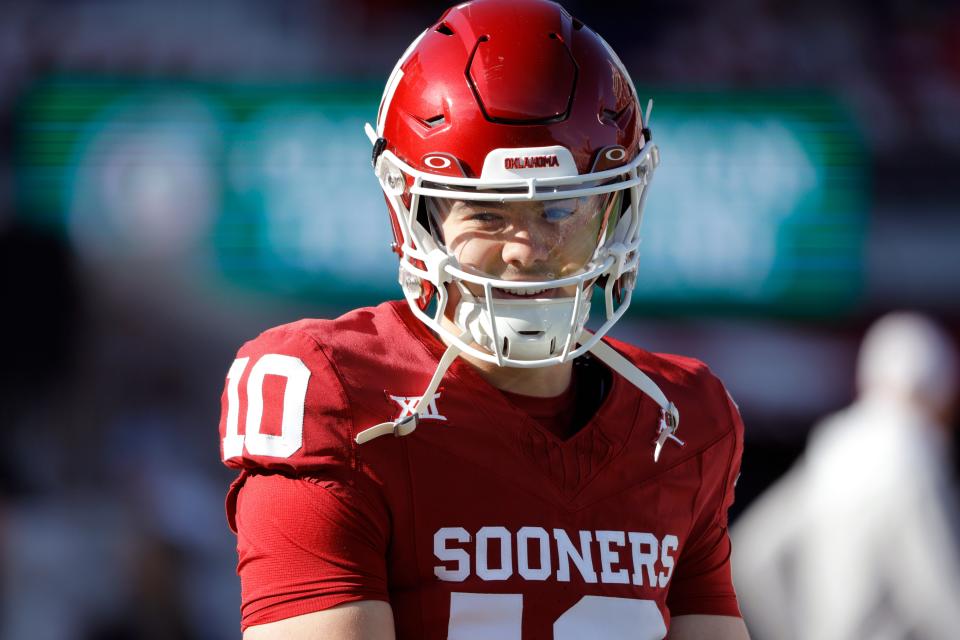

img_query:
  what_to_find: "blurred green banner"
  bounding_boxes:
[14,78,867,317]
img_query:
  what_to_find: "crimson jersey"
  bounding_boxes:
[219,301,744,638]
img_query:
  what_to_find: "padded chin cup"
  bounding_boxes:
[453,294,589,362]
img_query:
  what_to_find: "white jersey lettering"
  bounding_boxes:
[658,534,679,588]
[517,526,551,581]
[554,529,598,584]
[476,526,513,581]
[434,526,680,588]
[628,532,659,587]
[435,527,471,582]
[596,530,630,585]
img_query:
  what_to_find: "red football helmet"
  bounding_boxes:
[366,0,659,368]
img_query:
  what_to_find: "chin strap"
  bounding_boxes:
[588,337,684,463]
[355,336,465,445]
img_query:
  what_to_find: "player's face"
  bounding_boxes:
[428,194,615,298]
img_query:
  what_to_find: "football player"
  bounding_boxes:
[219,1,749,638]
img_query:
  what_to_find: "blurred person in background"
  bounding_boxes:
[218,1,749,638]
[732,311,960,640]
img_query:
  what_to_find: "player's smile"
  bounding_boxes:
[494,285,552,299]
[460,277,577,300]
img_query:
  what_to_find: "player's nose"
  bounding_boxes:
[501,227,552,269]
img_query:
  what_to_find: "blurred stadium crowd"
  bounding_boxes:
[0,1,958,639]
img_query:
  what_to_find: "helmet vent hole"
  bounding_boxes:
[548,32,560,40]
[602,106,628,123]
[502,336,510,357]
[436,22,455,36]
[518,331,542,336]
[550,337,558,354]
[424,114,446,128]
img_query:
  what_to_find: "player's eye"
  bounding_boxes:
[467,211,503,223]
[543,205,576,222]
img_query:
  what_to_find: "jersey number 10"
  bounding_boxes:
[221,355,310,461]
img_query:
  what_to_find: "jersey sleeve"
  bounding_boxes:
[666,382,745,617]
[218,326,392,629]
[232,471,391,630]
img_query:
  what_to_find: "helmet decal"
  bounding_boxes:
[423,155,452,169]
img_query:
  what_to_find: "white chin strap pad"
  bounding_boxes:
[454,294,589,361]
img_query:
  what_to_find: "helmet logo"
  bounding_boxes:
[604,147,627,162]
[504,155,560,170]
[590,145,630,172]
[424,154,453,169]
